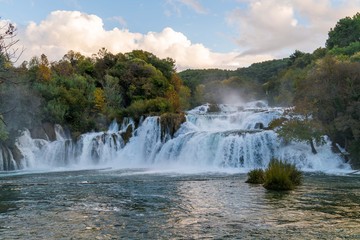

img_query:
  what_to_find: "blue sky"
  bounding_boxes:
[1,0,241,52]
[1,0,359,69]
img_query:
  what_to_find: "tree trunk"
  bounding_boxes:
[309,139,317,154]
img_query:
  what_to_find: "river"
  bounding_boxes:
[1,101,358,239]
[0,169,359,239]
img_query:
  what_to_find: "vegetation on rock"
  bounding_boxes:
[245,168,265,184]
[263,159,302,191]
[159,112,186,140]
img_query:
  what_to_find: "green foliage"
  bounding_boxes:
[34,73,96,132]
[178,85,191,111]
[326,12,360,49]
[274,114,324,155]
[263,159,302,191]
[236,58,289,84]
[44,99,68,123]
[267,117,287,130]
[273,67,307,106]
[93,87,106,112]
[24,49,187,135]
[125,97,172,120]
[276,118,324,144]
[179,59,288,107]
[245,169,265,184]
[103,74,122,112]
[105,50,185,111]
[294,56,360,158]
[329,41,360,57]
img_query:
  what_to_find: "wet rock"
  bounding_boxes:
[208,104,221,113]
[30,122,56,141]
[9,145,23,166]
[42,122,56,141]
[30,126,49,140]
[121,125,133,145]
[254,122,264,129]
[159,113,186,140]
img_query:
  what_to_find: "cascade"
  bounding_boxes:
[8,101,351,172]
[0,143,18,171]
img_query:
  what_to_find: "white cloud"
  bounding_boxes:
[228,0,360,57]
[18,10,267,70]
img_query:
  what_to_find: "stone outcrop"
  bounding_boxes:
[30,122,56,141]
[159,113,186,141]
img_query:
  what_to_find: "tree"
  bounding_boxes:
[0,19,22,140]
[285,54,360,163]
[288,50,305,66]
[0,19,22,87]
[37,54,52,82]
[0,20,21,64]
[93,87,106,113]
[276,117,324,154]
[326,12,360,49]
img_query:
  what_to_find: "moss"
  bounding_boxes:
[159,112,186,140]
[263,158,303,191]
[245,168,265,184]
[120,124,133,145]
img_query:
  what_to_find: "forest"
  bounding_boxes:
[0,13,359,167]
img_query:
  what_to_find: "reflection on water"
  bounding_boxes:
[0,170,359,239]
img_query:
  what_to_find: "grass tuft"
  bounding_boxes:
[263,158,302,191]
[245,168,265,184]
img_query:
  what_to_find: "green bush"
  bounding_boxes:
[245,168,265,184]
[263,158,302,191]
[126,97,172,119]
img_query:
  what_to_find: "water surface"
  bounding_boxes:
[0,169,359,239]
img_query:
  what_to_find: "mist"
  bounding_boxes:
[0,79,42,143]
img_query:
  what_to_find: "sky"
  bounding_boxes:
[1,0,359,70]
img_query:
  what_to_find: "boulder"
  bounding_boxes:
[30,126,49,140]
[42,122,56,141]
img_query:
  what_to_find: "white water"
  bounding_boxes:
[9,101,351,173]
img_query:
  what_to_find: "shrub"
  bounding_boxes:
[126,97,172,119]
[245,168,265,184]
[263,158,302,191]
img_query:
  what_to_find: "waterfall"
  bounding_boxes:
[8,101,351,172]
[0,144,18,171]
